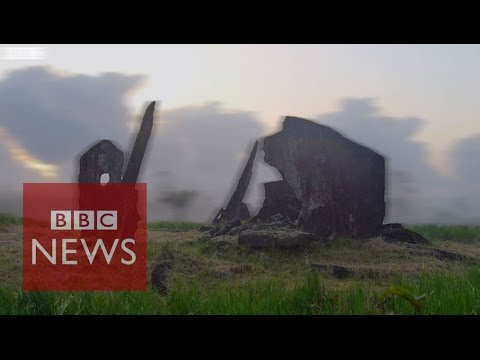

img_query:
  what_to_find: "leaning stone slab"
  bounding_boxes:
[213,141,258,224]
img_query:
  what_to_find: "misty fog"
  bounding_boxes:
[1,67,480,225]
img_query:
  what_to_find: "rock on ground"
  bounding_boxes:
[151,260,171,295]
[379,224,431,245]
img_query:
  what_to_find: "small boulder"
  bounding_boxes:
[379,224,430,245]
[310,263,354,279]
[151,260,171,295]
[332,265,354,279]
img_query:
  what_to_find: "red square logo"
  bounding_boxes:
[23,183,147,291]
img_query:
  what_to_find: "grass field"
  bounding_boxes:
[1,214,480,315]
[0,213,21,228]
[148,221,203,231]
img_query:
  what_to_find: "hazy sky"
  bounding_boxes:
[2,44,480,174]
[2,44,480,223]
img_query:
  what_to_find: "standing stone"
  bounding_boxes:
[262,116,385,238]
[119,101,155,238]
[78,140,124,184]
[213,140,258,224]
[78,140,124,240]
[78,102,155,185]
[77,102,156,240]
[122,101,156,183]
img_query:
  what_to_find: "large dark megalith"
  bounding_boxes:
[261,116,385,238]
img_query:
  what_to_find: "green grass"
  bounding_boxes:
[0,213,21,227]
[148,221,203,231]
[410,224,480,244]
[0,215,198,231]
[2,219,480,314]
[2,268,480,314]
[393,268,480,314]
[0,277,327,315]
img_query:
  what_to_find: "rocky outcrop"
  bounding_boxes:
[206,116,432,248]
[79,140,124,183]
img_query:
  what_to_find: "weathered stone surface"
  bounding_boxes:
[78,140,124,240]
[254,180,301,222]
[151,247,176,295]
[199,225,213,233]
[78,102,156,241]
[120,102,155,239]
[78,140,124,183]
[379,224,430,245]
[122,101,155,183]
[379,223,403,231]
[213,141,258,224]
[238,227,316,249]
[151,260,171,295]
[262,116,385,238]
[78,102,155,185]
[204,219,241,238]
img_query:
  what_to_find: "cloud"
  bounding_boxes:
[0,66,143,166]
[309,97,480,225]
[315,98,450,223]
[316,98,436,182]
[143,103,268,221]
[450,135,480,182]
[0,127,57,178]
[1,67,479,225]
[0,67,270,220]
[0,66,143,214]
